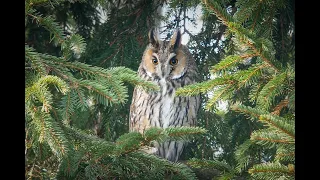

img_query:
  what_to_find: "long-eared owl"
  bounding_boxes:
[129,28,200,162]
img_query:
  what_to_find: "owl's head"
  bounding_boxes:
[140,28,193,81]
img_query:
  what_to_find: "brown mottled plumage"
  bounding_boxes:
[129,28,200,162]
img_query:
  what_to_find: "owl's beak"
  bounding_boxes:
[159,63,170,79]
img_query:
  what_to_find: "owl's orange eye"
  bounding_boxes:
[152,57,158,65]
[170,57,178,65]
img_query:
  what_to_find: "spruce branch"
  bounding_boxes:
[257,71,287,109]
[205,84,233,110]
[202,0,233,25]
[210,53,257,73]
[233,63,267,89]
[187,158,233,173]
[175,75,235,97]
[61,34,87,60]
[234,139,254,173]
[62,126,111,145]
[26,84,53,114]
[58,89,88,125]
[287,90,295,111]
[26,75,69,113]
[27,9,87,61]
[248,162,294,179]
[202,0,279,72]
[229,22,280,72]
[115,132,144,155]
[272,99,289,115]
[110,67,159,91]
[31,110,70,159]
[77,127,208,165]
[130,152,198,180]
[36,75,69,94]
[164,126,208,141]
[27,13,65,46]
[250,129,294,148]
[41,56,159,92]
[63,92,72,125]
[275,146,295,163]
[234,0,262,25]
[258,114,295,139]
[78,79,118,106]
[114,127,207,155]
[230,103,269,121]
[248,81,265,103]
[58,149,85,177]
[25,45,47,76]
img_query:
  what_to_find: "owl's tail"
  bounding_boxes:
[155,140,185,162]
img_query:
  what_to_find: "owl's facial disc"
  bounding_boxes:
[143,28,187,80]
[169,49,187,79]
[142,46,187,80]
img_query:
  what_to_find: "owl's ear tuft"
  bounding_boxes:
[148,28,159,48]
[170,29,182,50]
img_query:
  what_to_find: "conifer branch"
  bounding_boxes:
[257,71,287,109]
[210,53,257,73]
[41,57,159,91]
[36,75,69,94]
[187,158,233,172]
[114,127,207,155]
[230,104,269,121]
[26,75,69,113]
[27,13,65,45]
[276,152,295,159]
[164,127,208,141]
[250,129,294,147]
[230,24,279,72]
[58,149,85,177]
[68,34,87,57]
[234,63,267,89]
[202,0,233,25]
[272,99,289,115]
[31,110,70,158]
[78,79,117,105]
[202,0,279,72]
[248,81,264,103]
[110,67,159,91]
[275,146,295,163]
[25,45,47,76]
[130,152,198,180]
[251,1,262,31]
[82,127,208,164]
[205,84,233,110]
[258,114,295,139]
[175,75,234,97]
[248,163,295,178]
[60,91,72,125]
[234,0,259,24]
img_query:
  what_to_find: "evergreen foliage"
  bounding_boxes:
[26,0,294,179]
[25,1,206,179]
[176,0,295,179]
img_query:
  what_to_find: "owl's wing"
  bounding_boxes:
[129,88,138,132]
[194,94,201,126]
[129,87,152,134]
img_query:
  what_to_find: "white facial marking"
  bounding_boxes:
[171,73,184,79]
[152,53,159,60]
[146,71,153,77]
[168,53,176,61]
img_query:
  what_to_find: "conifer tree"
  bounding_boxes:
[26,0,294,179]
[176,0,295,179]
[25,0,207,179]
